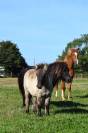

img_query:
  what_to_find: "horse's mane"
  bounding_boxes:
[47,61,67,69]
[36,63,48,70]
[41,61,68,87]
[65,48,79,58]
[36,61,67,70]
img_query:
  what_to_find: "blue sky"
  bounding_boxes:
[0,0,88,65]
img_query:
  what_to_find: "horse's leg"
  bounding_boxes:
[32,97,37,113]
[37,97,42,116]
[67,83,72,100]
[25,91,32,113]
[45,97,50,115]
[54,83,58,97]
[61,81,66,101]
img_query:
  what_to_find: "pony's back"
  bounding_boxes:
[24,69,49,97]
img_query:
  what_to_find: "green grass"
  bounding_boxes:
[0,78,88,133]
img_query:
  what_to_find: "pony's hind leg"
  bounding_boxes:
[54,83,58,97]
[61,81,66,101]
[25,91,32,113]
[67,83,73,100]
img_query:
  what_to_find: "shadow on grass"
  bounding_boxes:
[55,108,88,114]
[51,101,88,108]
[76,94,88,98]
[51,101,88,114]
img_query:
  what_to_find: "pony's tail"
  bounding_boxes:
[18,67,28,106]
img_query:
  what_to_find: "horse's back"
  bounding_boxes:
[24,69,47,97]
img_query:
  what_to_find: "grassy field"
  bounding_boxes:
[0,78,88,133]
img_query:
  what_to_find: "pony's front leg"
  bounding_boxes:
[37,97,42,116]
[32,97,37,113]
[37,106,41,116]
[61,81,66,101]
[67,83,72,100]
[45,97,50,115]
[25,91,32,113]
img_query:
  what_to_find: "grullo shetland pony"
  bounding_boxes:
[23,61,72,115]
[18,64,46,107]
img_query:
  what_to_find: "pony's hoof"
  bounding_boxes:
[45,112,50,116]
[62,97,67,101]
[68,97,73,101]
[25,109,29,113]
[32,106,37,113]
[37,112,42,116]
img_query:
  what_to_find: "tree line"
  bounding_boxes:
[0,34,88,77]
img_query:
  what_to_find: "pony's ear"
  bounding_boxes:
[44,64,48,71]
[77,48,80,52]
[35,65,38,69]
[67,49,72,56]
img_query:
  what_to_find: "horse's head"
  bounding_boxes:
[49,62,72,85]
[36,64,48,89]
[67,48,79,65]
[61,63,72,83]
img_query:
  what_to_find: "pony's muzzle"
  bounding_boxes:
[37,83,42,89]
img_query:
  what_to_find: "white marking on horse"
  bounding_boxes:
[74,52,78,65]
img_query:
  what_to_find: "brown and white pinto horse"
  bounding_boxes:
[55,48,79,100]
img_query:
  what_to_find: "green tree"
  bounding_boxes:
[0,41,28,76]
[79,46,88,73]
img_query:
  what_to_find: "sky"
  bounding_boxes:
[0,0,88,65]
